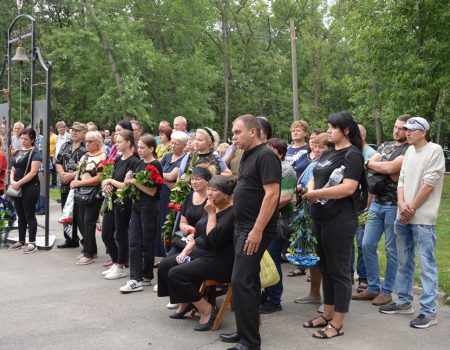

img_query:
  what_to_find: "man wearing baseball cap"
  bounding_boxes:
[54,122,87,248]
[379,116,445,329]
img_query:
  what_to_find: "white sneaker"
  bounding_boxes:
[317,303,324,313]
[153,284,158,292]
[102,265,114,276]
[120,280,143,293]
[104,265,128,280]
[142,278,152,286]
[167,302,179,309]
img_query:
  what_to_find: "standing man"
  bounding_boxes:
[379,117,445,328]
[173,116,188,133]
[351,124,376,292]
[131,120,143,142]
[10,122,24,156]
[55,122,87,248]
[223,114,281,350]
[353,115,411,306]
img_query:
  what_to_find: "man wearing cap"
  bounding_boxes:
[379,117,445,329]
[55,122,87,248]
[352,114,411,306]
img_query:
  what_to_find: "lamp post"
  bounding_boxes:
[0,13,54,249]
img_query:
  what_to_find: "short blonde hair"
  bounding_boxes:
[196,128,217,149]
[291,120,308,132]
[85,131,104,150]
[56,121,66,129]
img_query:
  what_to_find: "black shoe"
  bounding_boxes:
[57,241,80,249]
[36,211,46,215]
[220,331,240,343]
[193,306,218,331]
[259,301,282,314]
[169,304,194,319]
[227,344,250,350]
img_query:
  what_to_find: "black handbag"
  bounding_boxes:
[73,186,100,205]
[277,214,293,241]
[6,148,34,198]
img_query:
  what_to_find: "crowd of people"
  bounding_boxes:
[3,111,446,349]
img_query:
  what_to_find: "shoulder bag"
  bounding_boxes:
[73,154,101,205]
[6,149,34,198]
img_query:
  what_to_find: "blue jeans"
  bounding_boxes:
[362,202,397,295]
[264,238,285,306]
[395,221,438,316]
[352,224,367,282]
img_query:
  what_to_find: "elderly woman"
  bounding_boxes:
[8,128,42,253]
[158,175,236,331]
[71,131,107,265]
[157,131,189,256]
[167,165,211,257]
[156,126,172,160]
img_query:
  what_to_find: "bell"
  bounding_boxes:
[12,45,29,64]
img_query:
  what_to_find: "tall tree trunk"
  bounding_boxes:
[434,87,447,145]
[221,0,230,142]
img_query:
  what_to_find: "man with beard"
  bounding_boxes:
[352,115,411,307]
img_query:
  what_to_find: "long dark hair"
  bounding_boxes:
[116,120,133,132]
[327,111,362,151]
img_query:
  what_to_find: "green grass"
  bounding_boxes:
[376,175,450,303]
[50,187,61,201]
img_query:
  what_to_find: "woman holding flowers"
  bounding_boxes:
[157,131,189,257]
[119,134,163,293]
[71,131,106,265]
[101,130,139,278]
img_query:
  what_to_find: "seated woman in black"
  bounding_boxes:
[157,175,236,331]
[167,166,211,256]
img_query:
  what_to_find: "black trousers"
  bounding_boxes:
[77,197,102,258]
[102,200,132,265]
[12,182,40,243]
[312,210,357,313]
[158,255,232,304]
[129,200,158,281]
[231,228,273,350]
[60,191,79,244]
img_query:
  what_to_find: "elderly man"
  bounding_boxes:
[379,117,445,329]
[10,122,24,156]
[173,116,188,133]
[221,114,281,350]
[55,122,87,248]
[131,120,143,142]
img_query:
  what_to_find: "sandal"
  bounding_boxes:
[303,315,331,328]
[312,322,344,339]
[8,241,24,250]
[287,268,306,277]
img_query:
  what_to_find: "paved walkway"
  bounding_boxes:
[0,200,448,350]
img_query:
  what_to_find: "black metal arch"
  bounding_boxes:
[0,13,53,248]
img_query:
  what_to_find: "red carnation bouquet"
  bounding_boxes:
[116,164,163,203]
[98,159,115,211]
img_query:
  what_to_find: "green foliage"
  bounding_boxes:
[0,0,448,145]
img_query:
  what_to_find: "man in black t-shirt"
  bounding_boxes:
[220,114,281,350]
[352,115,410,306]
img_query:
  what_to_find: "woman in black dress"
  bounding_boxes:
[157,175,236,331]
[166,166,211,257]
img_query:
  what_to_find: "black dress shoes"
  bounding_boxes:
[227,344,250,350]
[57,241,80,249]
[169,304,194,319]
[194,306,218,331]
[220,331,240,343]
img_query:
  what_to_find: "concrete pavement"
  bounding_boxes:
[0,200,448,350]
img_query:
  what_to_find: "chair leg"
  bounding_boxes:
[212,284,233,331]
